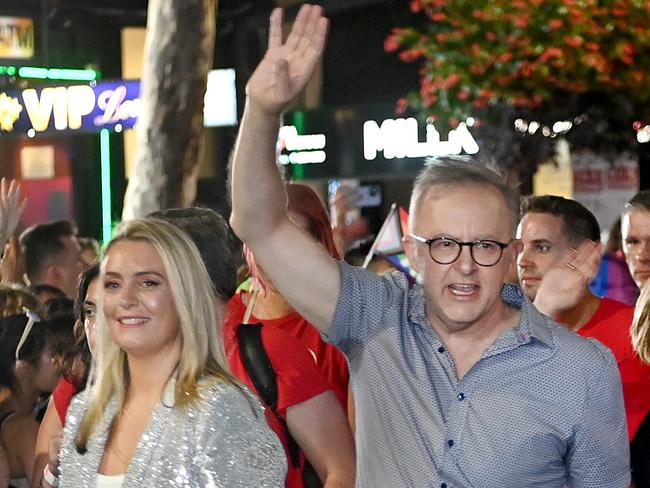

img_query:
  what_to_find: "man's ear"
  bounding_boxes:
[509,238,523,259]
[594,240,603,255]
[42,264,63,288]
[505,239,522,284]
[403,235,420,274]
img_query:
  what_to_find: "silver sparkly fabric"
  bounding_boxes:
[58,381,286,487]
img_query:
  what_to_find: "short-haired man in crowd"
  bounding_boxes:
[518,195,650,441]
[621,190,650,486]
[622,190,650,290]
[19,220,87,299]
[229,5,629,486]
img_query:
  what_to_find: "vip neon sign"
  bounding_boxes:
[4,81,143,134]
[363,117,479,160]
[0,69,237,136]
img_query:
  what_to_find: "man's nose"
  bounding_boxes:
[517,247,533,268]
[455,245,477,273]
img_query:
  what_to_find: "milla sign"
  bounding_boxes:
[0,70,237,136]
[363,118,479,160]
[278,117,479,166]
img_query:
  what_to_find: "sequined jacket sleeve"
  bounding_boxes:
[194,383,287,487]
[58,381,286,487]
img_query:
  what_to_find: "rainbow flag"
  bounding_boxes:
[365,204,416,281]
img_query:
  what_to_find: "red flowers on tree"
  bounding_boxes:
[386,0,650,125]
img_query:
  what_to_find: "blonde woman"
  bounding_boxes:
[630,281,650,487]
[56,219,286,487]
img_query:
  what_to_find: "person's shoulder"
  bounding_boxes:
[1,411,38,440]
[338,259,412,293]
[200,378,262,417]
[598,296,634,320]
[197,380,270,440]
[545,316,618,372]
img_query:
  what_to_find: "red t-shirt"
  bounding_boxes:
[52,376,79,425]
[223,298,335,488]
[227,292,350,411]
[578,297,650,440]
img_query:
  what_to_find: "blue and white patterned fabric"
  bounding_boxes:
[327,261,630,488]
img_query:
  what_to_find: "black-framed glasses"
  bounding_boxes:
[410,234,512,267]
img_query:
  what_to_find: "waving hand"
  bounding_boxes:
[247,5,329,116]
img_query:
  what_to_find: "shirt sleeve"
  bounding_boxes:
[567,343,631,488]
[261,325,332,415]
[325,260,407,355]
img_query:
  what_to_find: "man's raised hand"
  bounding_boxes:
[533,240,601,319]
[246,5,329,117]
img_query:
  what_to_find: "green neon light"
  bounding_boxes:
[0,66,17,76]
[100,129,113,243]
[17,67,48,78]
[291,111,305,180]
[16,66,98,81]
[48,68,97,81]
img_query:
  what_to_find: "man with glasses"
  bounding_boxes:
[229,4,629,486]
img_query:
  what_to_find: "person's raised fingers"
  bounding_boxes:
[268,8,283,50]
[285,4,313,51]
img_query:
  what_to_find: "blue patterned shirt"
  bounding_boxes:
[327,262,630,488]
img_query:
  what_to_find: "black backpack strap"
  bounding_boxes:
[237,323,301,468]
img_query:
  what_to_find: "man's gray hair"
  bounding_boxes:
[409,156,520,232]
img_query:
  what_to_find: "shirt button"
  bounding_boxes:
[447,439,454,447]
[441,484,447,488]
[437,346,445,353]
[457,392,465,401]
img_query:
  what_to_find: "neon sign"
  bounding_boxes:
[278,125,327,165]
[0,70,237,136]
[363,117,479,160]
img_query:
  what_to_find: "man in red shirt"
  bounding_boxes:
[517,195,650,440]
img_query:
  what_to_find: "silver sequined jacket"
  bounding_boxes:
[58,380,286,487]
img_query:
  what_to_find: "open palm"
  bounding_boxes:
[0,178,26,245]
[247,4,329,116]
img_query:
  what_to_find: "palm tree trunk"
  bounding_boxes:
[122,0,217,220]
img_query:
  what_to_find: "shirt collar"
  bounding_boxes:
[409,282,554,348]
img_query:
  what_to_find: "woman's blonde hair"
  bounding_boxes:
[0,285,40,317]
[632,280,650,364]
[75,218,238,451]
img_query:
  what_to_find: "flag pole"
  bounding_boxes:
[363,203,397,269]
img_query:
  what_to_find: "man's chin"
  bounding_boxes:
[519,281,538,301]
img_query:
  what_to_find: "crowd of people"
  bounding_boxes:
[1,3,650,487]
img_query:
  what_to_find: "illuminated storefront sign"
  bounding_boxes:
[0,69,237,136]
[363,117,479,160]
[0,81,141,134]
[277,107,482,180]
[278,125,327,165]
[0,17,34,59]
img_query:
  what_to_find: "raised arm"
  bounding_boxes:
[230,5,340,334]
[0,178,26,251]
